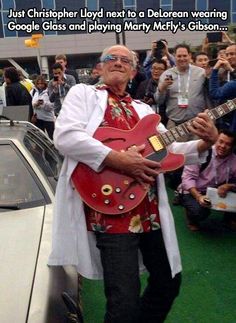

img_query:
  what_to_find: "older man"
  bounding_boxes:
[48,45,218,323]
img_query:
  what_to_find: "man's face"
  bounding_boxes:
[151,62,166,81]
[92,63,103,78]
[101,46,134,87]
[175,48,191,71]
[52,68,63,80]
[195,54,209,69]
[215,133,234,158]
[225,45,236,68]
[55,59,67,72]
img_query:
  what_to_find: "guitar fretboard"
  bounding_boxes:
[159,98,236,147]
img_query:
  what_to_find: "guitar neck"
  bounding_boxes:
[159,98,236,146]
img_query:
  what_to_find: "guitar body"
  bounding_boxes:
[71,114,185,214]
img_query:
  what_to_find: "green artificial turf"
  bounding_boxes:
[81,187,236,323]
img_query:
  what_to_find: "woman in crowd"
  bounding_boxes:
[31,75,55,140]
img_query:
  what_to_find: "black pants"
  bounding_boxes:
[35,119,54,140]
[96,230,181,323]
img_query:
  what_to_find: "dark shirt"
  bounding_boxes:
[5,82,32,106]
[65,69,79,84]
[126,70,146,97]
[209,69,236,131]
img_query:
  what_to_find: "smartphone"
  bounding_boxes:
[209,59,218,67]
[53,76,59,81]
[207,32,222,43]
[203,197,211,205]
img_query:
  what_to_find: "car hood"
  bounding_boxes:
[0,206,45,322]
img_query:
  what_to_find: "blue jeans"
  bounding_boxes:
[96,230,181,323]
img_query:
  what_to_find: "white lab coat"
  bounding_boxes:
[48,84,206,279]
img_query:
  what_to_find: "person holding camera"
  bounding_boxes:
[55,54,79,84]
[179,130,236,231]
[31,75,55,139]
[48,62,76,116]
[143,39,175,78]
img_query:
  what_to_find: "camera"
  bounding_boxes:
[153,40,166,60]
[206,32,222,43]
[165,74,173,80]
[53,75,59,81]
[209,59,218,67]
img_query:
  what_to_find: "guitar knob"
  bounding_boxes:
[118,204,125,211]
[129,193,135,200]
[101,184,113,195]
[115,187,121,193]
[104,199,110,205]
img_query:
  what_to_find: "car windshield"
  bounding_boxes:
[0,144,45,211]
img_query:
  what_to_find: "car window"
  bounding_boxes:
[23,134,62,191]
[0,144,46,211]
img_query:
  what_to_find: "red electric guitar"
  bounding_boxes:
[71,99,236,214]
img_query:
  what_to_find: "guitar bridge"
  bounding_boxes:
[148,135,164,152]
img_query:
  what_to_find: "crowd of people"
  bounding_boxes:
[2,33,236,322]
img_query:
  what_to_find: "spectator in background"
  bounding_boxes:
[4,67,32,106]
[135,59,168,125]
[48,63,76,116]
[156,44,211,139]
[88,61,103,85]
[209,57,236,132]
[143,39,175,78]
[55,54,79,84]
[212,43,236,85]
[126,51,146,97]
[31,75,55,140]
[155,44,212,197]
[193,52,212,78]
[179,130,236,231]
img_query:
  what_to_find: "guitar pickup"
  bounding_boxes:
[148,135,164,152]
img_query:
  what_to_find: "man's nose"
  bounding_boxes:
[114,58,123,65]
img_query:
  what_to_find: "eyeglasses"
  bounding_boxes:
[101,54,133,66]
[152,67,165,71]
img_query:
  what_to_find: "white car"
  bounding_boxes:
[0,117,82,323]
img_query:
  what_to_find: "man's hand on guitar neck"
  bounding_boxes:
[187,111,218,153]
[103,144,162,186]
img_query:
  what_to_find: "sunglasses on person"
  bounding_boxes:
[101,54,133,66]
